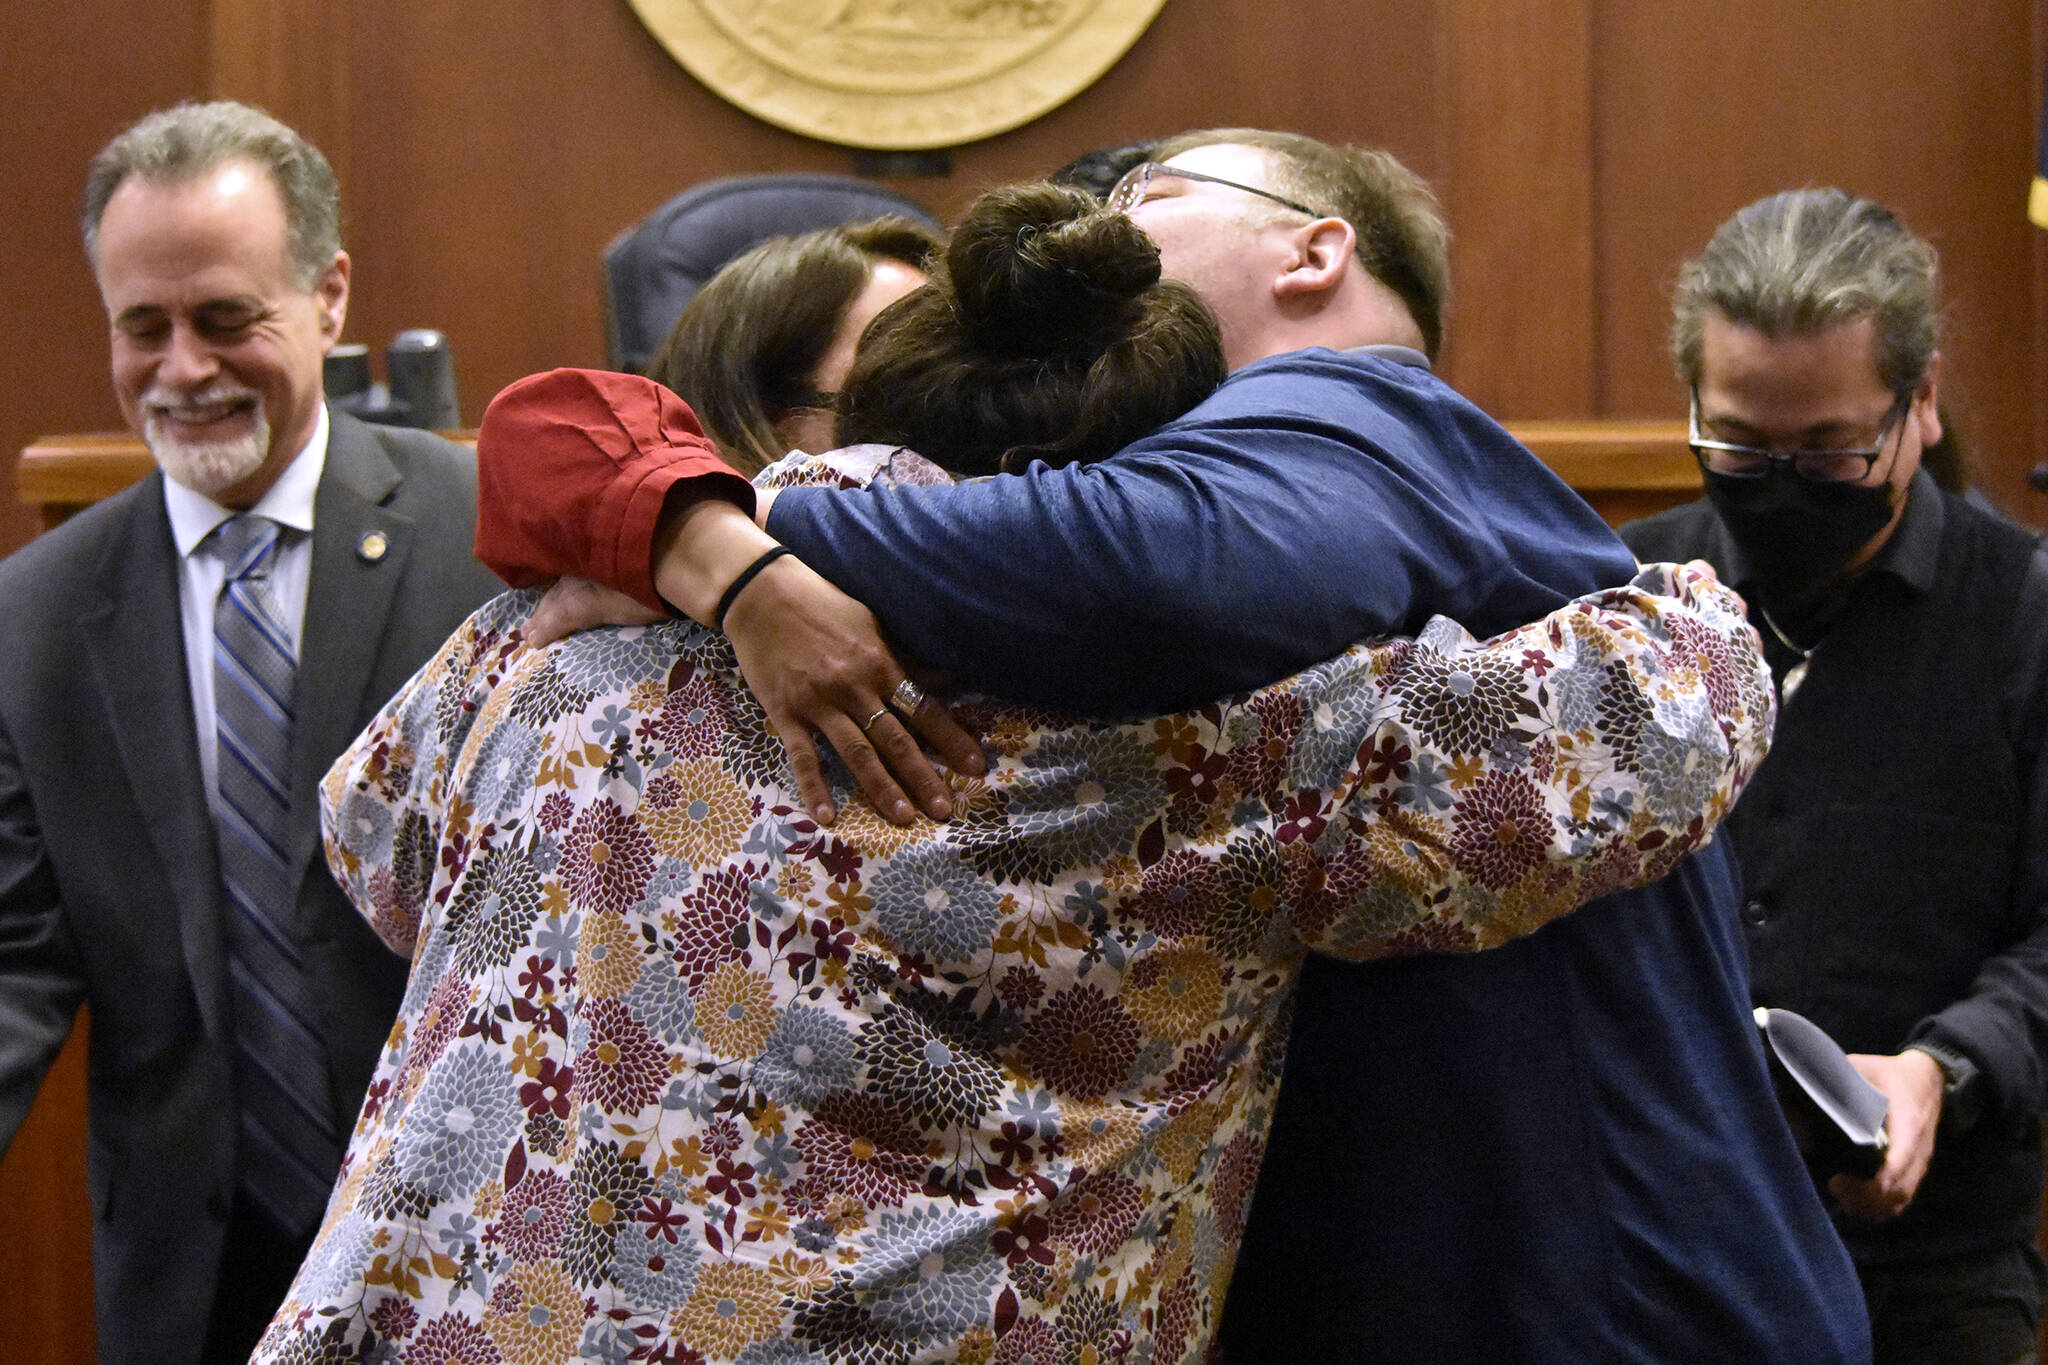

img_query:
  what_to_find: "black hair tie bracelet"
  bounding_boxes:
[713,546,794,632]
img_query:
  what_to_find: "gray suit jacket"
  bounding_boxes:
[0,410,503,1364]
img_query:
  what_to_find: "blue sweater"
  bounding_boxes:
[770,348,1870,1363]
[773,348,1633,712]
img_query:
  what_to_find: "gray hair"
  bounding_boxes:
[82,100,342,287]
[1671,188,1938,395]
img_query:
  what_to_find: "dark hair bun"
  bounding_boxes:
[944,181,1161,353]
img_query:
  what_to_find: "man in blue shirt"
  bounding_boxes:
[514,130,1869,1362]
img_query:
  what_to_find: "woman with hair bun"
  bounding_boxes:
[837,181,1226,475]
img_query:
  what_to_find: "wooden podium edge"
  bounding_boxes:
[18,422,1700,531]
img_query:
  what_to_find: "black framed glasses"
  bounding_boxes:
[1688,387,1914,484]
[1106,160,1324,220]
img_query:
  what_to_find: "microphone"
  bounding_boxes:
[324,344,372,403]
[387,329,461,430]
[323,331,461,429]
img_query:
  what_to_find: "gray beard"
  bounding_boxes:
[145,410,271,500]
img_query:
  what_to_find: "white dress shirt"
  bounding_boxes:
[163,405,328,807]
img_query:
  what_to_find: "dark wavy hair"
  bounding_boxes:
[836,181,1227,475]
[646,216,940,474]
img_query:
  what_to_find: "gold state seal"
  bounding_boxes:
[626,0,1170,149]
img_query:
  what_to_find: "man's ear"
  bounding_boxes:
[1272,218,1355,300]
[315,250,351,347]
[1912,350,1943,447]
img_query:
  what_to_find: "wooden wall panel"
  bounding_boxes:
[0,1026,93,1364]
[1438,0,1597,416]
[209,0,352,158]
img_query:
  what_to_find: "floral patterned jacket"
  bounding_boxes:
[263,455,1772,1365]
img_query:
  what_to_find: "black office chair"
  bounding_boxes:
[601,174,941,375]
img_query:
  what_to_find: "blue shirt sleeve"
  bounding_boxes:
[766,351,1635,714]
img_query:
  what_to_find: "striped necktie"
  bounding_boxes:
[210,513,336,1236]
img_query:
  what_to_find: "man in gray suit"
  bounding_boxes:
[0,101,501,1363]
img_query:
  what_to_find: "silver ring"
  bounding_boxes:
[859,707,890,733]
[890,678,927,714]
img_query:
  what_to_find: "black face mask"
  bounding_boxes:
[1704,467,1899,603]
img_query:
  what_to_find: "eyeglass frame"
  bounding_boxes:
[1687,386,1916,484]
[1106,160,1327,222]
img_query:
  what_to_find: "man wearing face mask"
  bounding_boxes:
[1623,187,2048,1364]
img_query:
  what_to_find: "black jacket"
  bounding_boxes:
[1624,474,2048,1264]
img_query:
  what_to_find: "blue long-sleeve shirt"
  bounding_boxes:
[766,347,1870,1363]
[769,347,1636,711]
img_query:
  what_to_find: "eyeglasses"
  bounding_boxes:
[1688,387,1914,484]
[1105,160,1325,221]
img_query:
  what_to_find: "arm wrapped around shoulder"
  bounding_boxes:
[914,560,1772,966]
[1273,558,1775,957]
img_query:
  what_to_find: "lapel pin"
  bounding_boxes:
[357,530,390,563]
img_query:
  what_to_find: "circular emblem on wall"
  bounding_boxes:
[625,0,1170,150]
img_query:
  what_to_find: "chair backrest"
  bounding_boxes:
[601,174,941,374]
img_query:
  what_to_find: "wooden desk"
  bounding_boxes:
[18,423,1700,530]
[17,430,483,531]
[1505,418,1703,524]
[18,432,164,528]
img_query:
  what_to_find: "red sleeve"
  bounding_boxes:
[472,368,757,611]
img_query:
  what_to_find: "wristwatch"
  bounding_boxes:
[1907,1040,1984,1132]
